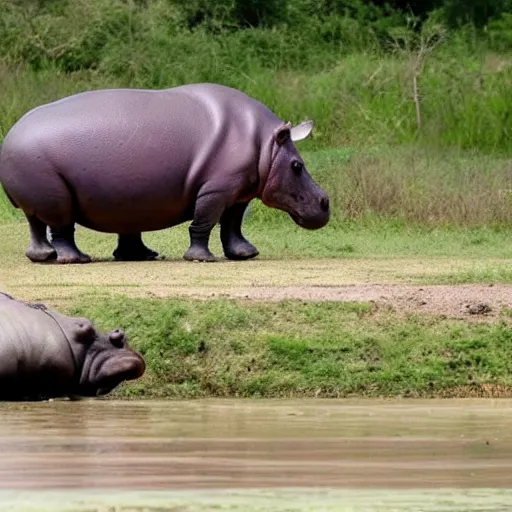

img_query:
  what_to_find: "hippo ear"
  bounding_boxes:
[75,319,96,344]
[274,122,292,146]
[290,120,314,142]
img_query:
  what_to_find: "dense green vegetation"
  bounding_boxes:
[0,0,511,155]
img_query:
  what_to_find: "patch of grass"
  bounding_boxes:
[1,219,511,268]
[64,294,512,399]
[417,267,512,285]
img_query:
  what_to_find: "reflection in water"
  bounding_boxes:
[0,398,512,490]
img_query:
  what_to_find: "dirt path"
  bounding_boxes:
[169,283,512,320]
[2,257,511,320]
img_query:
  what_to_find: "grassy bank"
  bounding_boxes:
[60,294,512,399]
[1,210,511,399]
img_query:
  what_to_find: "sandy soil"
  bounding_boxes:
[172,283,512,320]
[2,257,511,320]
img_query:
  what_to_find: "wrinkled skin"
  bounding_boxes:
[0,83,330,264]
[0,292,145,401]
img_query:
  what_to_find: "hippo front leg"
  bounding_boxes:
[113,234,159,261]
[220,202,259,260]
[184,193,228,262]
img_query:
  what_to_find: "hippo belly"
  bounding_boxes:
[71,169,195,234]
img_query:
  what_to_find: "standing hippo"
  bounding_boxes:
[0,292,145,400]
[0,83,329,264]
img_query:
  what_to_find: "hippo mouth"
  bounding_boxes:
[94,356,146,397]
[289,212,329,230]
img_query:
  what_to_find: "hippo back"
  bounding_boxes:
[0,298,76,399]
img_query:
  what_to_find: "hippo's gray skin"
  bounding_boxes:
[0,83,330,264]
[0,292,145,400]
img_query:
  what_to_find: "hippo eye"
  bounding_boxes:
[291,161,303,175]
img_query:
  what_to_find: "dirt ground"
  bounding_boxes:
[2,257,511,321]
[184,283,512,320]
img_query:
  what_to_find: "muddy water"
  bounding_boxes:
[0,398,512,491]
[2,399,512,511]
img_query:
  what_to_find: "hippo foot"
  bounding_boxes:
[56,250,92,264]
[25,244,57,263]
[183,246,216,262]
[224,241,259,261]
[113,247,159,261]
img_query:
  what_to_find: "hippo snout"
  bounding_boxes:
[119,353,146,381]
[290,191,330,230]
[91,351,146,397]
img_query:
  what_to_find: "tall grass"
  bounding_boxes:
[1,49,511,153]
[0,0,511,153]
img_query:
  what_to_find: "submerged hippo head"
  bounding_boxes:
[64,319,146,397]
[260,120,330,230]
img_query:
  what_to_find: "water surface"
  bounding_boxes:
[1,398,512,510]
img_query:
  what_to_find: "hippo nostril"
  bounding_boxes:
[320,197,329,212]
[109,329,125,347]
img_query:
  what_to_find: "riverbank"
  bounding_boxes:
[1,219,511,399]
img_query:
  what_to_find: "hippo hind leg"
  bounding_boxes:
[50,224,91,264]
[113,234,159,261]
[5,156,91,264]
[25,215,57,263]
[220,202,259,261]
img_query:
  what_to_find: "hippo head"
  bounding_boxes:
[259,120,330,229]
[74,323,146,397]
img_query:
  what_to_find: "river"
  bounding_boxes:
[1,398,512,511]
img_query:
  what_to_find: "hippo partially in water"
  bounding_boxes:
[0,292,145,400]
[0,83,330,264]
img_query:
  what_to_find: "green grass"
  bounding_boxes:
[62,294,512,399]
[1,217,512,264]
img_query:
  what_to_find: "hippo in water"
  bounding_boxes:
[0,83,329,264]
[0,292,145,400]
